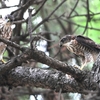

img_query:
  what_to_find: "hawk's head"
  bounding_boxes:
[60,35,77,53]
[0,14,14,28]
[60,35,76,47]
[4,14,14,23]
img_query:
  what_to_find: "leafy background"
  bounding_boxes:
[0,0,100,100]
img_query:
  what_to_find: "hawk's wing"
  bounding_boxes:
[76,35,100,52]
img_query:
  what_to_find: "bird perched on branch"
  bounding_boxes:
[0,14,14,63]
[60,35,100,70]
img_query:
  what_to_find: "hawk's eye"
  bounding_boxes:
[5,16,8,19]
[61,38,66,43]
[5,15,14,22]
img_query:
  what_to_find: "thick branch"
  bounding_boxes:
[5,66,83,93]
[0,48,85,80]
[0,45,99,92]
[0,48,99,92]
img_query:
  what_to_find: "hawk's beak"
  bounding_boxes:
[4,18,11,24]
[6,18,10,22]
[60,42,63,47]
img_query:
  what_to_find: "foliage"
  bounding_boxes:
[0,0,100,100]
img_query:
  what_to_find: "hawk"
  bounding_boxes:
[0,15,14,63]
[60,35,100,70]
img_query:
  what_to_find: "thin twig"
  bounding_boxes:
[60,17,100,31]
[82,0,90,35]
[28,8,33,48]
[32,35,54,42]
[31,0,66,33]
[68,0,79,17]
[12,0,47,24]
[30,0,47,18]
[0,5,18,9]
[11,0,32,14]
[0,37,24,51]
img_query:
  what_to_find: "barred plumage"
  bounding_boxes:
[60,35,100,70]
[0,15,14,62]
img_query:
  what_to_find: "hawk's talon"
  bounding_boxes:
[0,59,5,64]
[1,59,6,64]
[80,66,84,70]
[73,65,85,70]
[73,65,81,70]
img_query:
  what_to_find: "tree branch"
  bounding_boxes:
[0,48,85,79]
[5,66,83,93]
[0,46,99,93]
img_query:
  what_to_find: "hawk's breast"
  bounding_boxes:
[0,21,13,60]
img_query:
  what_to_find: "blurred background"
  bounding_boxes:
[0,0,100,100]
